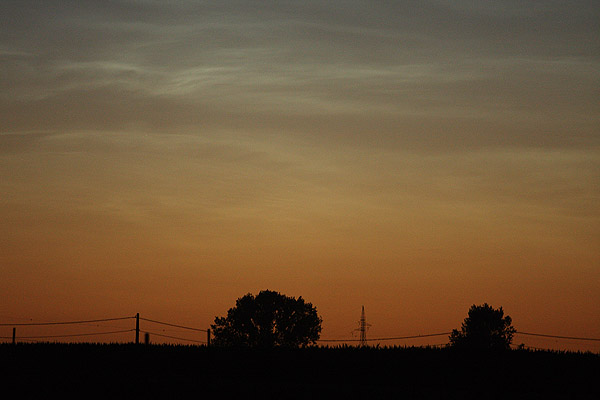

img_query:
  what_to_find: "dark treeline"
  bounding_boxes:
[1,343,598,399]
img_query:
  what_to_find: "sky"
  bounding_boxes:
[1,1,599,351]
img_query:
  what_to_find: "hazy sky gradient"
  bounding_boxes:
[1,1,599,350]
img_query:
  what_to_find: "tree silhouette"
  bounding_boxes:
[211,290,322,348]
[449,303,516,350]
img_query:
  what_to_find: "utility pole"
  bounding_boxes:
[135,313,140,344]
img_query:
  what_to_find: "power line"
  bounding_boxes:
[0,329,134,340]
[516,331,600,342]
[320,331,600,343]
[318,332,451,342]
[0,316,135,326]
[371,332,452,341]
[2,314,598,347]
[140,330,206,344]
[139,317,207,332]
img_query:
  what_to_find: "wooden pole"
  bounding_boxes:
[207,328,210,347]
[12,327,16,345]
[135,313,140,344]
[144,332,150,345]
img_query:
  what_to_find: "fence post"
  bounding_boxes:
[207,328,211,347]
[135,313,140,344]
[12,327,16,345]
[144,332,150,345]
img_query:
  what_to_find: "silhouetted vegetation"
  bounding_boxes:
[450,303,516,351]
[1,343,598,398]
[211,290,322,348]
[2,301,597,397]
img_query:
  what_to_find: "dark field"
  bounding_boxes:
[1,343,598,399]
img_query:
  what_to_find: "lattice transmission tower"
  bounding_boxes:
[355,305,371,347]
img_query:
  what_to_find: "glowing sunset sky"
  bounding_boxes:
[1,1,599,350]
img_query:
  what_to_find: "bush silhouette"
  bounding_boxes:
[211,290,322,348]
[450,303,516,350]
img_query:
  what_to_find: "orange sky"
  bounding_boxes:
[1,1,599,352]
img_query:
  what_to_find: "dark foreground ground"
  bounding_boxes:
[1,343,598,399]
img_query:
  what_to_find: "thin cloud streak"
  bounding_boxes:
[1,1,599,348]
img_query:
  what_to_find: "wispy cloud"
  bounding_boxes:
[1,2,598,337]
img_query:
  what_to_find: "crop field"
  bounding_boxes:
[1,343,598,398]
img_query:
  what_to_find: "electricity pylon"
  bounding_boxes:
[354,305,371,347]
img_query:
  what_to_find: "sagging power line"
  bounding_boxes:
[318,332,451,342]
[0,316,135,326]
[0,329,135,340]
[0,314,210,345]
[515,331,600,342]
[2,314,599,350]
[139,317,208,332]
[141,330,207,344]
